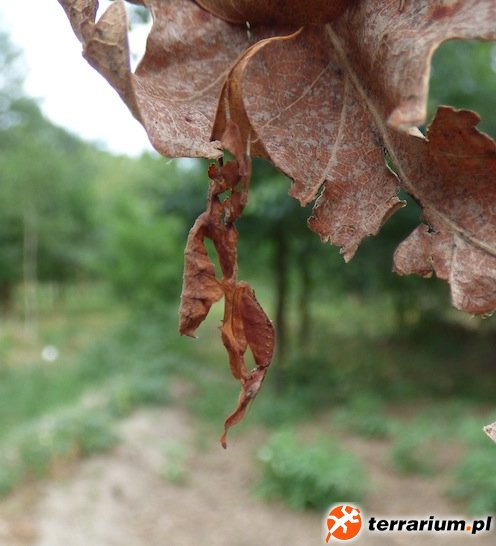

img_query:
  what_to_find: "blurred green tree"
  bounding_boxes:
[429,40,496,136]
[238,160,321,382]
[0,29,101,312]
[96,153,187,308]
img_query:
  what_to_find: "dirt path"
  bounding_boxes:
[0,406,493,546]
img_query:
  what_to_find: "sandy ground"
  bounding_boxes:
[0,405,493,546]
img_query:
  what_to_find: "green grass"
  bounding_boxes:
[161,440,190,485]
[0,289,182,494]
[0,405,118,495]
[255,428,367,510]
[0,303,184,439]
[0,282,495,516]
[0,362,176,495]
[450,442,496,514]
[390,425,439,476]
[332,394,395,439]
[448,410,496,514]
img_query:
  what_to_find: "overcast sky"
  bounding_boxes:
[0,0,154,156]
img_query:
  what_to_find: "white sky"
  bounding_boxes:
[0,0,154,156]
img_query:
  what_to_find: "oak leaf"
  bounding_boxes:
[392,107,496,314]
[58,0,496,441]
[58,0,266,158]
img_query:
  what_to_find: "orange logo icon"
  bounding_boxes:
[325,505,362,542]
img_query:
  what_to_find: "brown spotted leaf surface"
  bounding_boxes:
[58,0,496,439]
[392,108,496,314]
[195,0,353,25]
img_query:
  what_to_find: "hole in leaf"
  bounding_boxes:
[204,238,221,279]
[429,40,496,137]
[96,0,152,72]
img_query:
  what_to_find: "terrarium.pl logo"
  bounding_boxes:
[325,505,362,542]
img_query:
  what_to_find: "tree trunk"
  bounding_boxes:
[298,248,312,351]
[0,282,14,311]
[272,223,289,392]
[23,206,38,337]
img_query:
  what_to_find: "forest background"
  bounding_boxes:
[0,5,496,543]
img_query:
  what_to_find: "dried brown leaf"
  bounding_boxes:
[220,282,249,382]
[214,26,404,260]
[58,0,141,118]
[58,0,269,157]
[178,124,274,446]
[132,0,256,157]
[219,281,274,447]
[60,0,496,309]
[179,213,224,337]
[335,1,496,130]
[239,284,275,368]
[220,366,267,449]
[59,0,496,446]
[393,107,496,314]
[208,0,496,305]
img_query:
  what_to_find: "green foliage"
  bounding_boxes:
[451,443,496,515]
[101,192,184,307]
[255,429,367,510]
[333,394,395,439]
[0,304,180,495]
[93,154,203,309]
[250,384,326,428]
[429,40,496,137]
[57,408,118,455]
[390,425,438,476]
[0,406,118,495]
[0,362,97,439]
[271,297,496,405]
[0,461,19,496]
[187,375,236,423]
[0,105,103,284]
[0,28,25,127]
[161,440,190,485]
[106,373,171,418]
[446,410,496,515]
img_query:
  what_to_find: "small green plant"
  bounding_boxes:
[0,455,19,495]
[17,432,53,477]
[255,429,367,510]
[68,409,119,455]
[390,425,438,476]
[161,441,189,485]
[107,374,170,418]
[0,406,118,496]
[450,443,496,514]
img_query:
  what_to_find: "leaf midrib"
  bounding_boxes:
[325,25,496,259]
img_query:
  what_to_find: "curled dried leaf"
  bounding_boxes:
[59,0,270,157]
[239,284,275,368]
[179,124,275,447]
[220,366,267,449]
[179,213,223,337]
[59,0,496,449]
[219,282,274,447]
